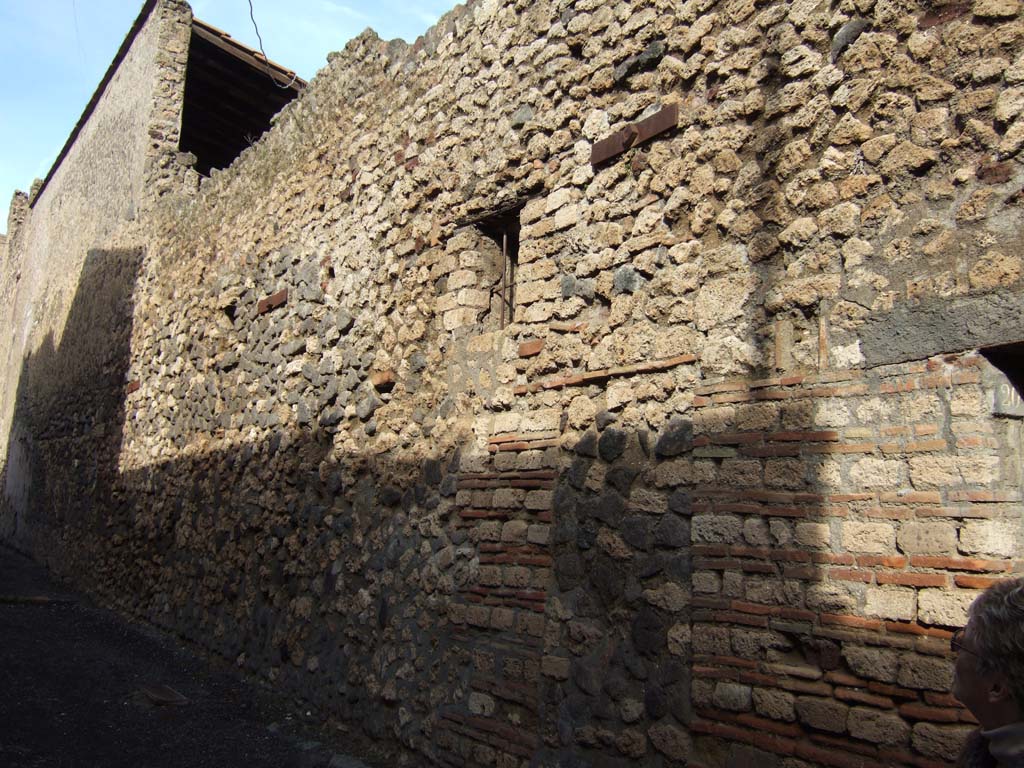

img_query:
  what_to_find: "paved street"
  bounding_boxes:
[0,545,373,768]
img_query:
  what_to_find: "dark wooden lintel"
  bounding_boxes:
[257,288,288,315]
[590,103,679,167]
[191,24,301,90]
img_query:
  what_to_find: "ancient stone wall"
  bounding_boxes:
[657,356,1022,766]
[0,0,192,528]
[4,0,1024,766]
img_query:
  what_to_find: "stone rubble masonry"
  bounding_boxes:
[0,0,192,476]
[2,0,1024,766]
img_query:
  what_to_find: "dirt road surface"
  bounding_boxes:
[0,545,375,768]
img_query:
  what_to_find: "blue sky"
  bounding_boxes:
[0,0,456,234]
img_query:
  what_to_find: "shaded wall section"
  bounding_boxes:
[0,0,191,477]
[2,248,143,560]
[4,0,1024,766]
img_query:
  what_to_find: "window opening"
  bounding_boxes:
[982,342,1024,394]
[476,206,521,330]
[981,342,1024,418]
[179,19,304,176]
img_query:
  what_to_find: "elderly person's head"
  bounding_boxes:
[952,577,1024,729]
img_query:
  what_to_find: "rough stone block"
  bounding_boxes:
[897,521,957,555]
[850,458,903,489]
[770,520,793,546]
[478,521,502,541]
[642,582,690,612]
[969,250,1023,291]
[817,202,861,236]
[517,612,545,638]
[842,646,899,683]
[910,107,950,146]
[599,528,633,560]
[694,274,757,331]
[479,565,503,587]
[527,524,550,545]
[447,269,477,290]
[494,488,526,508]
[620,699,644,724]
[522,408,561,432]
[898,654,953,692]
[795,696,849,733]
[667,622,690,657]
[806,582,858,614]
[745,577,786,606]
[959,520,1018,558]
[996,86,1024,123]
[516,450,546,471]
[525,490,553,510]
[864,586,916,621]
[693,625,732,656]
[469,692,495,716]
[501,520,529,543]
[492,412,521,433]
[841,522,895,554]
[648,722,691,761]
[911,722,974,758]
[862,133,897,163]
[655,420,693,458]
[795,522,830,549]
[753,688,796,722]
[490,608,515,631]
[973,0,1021,19]
[541,655,570,679]
[879,141,937,176]
[443,308,479,330]
[457,288,490,308]
[908,456,959,488]
[743,517,770,547]
[448,604,467,625]
[692,514,744,543]
[765,458,806,489]
[466,605,491,628]
[503,566,531,587]
[607,381,634,411]
[655,515,688,547]
[567,395,596,429]
[909,456,1001,488]
[717,458,762,486]
[692,572,721,593]
[917,588,977,627]
[778,217,818,246]
[848,707,910,746]
[713,682,753,712]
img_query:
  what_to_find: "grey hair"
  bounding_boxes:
[968,577,1024,705]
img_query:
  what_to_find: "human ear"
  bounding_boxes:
[988,678,1014,704]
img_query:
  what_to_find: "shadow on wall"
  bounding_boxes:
[538,359,979,768]
[1,247,143,558]
[0,243,982,768]
[534,408,843,766]
[0,243,485,762]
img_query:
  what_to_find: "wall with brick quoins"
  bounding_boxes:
[3,0,1024,766]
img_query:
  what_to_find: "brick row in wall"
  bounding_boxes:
[685,354,1022,767]
[438,438,558,768]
